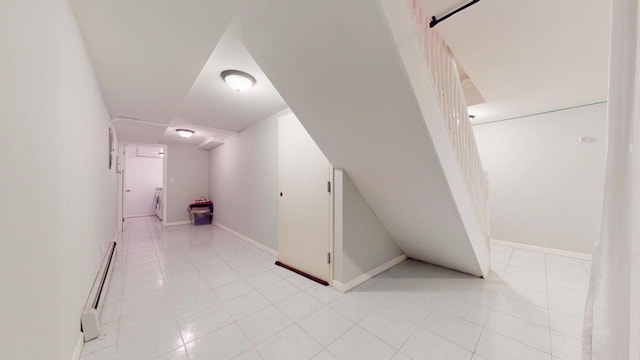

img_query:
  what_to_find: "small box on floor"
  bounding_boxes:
[190,208,211,226]
[188,197,214,225]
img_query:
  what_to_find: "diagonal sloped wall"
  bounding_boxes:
[243,0,489,276]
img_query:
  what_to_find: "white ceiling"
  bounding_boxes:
[112,117,235,149]
[72,0,287,144]
[173,28,288,132]
[112,118,167,144]
[79,0,610,139]
[417,0,610,124]
[162,123,235,150]
[70,0,241,125]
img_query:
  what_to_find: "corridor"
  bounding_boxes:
[81,217,589,360]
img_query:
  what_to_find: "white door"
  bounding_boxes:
[124,145,164,217]
[278,113,332,283]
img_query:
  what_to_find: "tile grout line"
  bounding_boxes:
[480,249,556,356]
[472,246,515,356]
[95,220,585,360]
[177,225,254,359]
[388,308,435,359]
[121,218,186,360]
[544,253,553,358]
[180,224,314,360]
[152,218,197,360]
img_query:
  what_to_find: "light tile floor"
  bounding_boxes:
[81,217,590,360]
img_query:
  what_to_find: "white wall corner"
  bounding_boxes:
[332,254,407,293]
[213,222,278,257]
[491,239,593,260]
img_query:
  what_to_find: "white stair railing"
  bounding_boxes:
[407,0,490,244]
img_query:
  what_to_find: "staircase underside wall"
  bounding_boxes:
[243,0,488,276]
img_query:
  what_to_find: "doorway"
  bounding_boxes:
[118,143,166,231]
[277,113,333,284]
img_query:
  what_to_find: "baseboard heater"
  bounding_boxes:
[81,241,117,342]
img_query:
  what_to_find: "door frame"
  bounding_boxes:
[276,113,335,286]
[328,166,335,285]
[117,142,167,230]
[276,163,334,286]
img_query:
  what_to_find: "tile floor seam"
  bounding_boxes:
[146,221,190,357]
[140,222,184,360]
[294,304,339,347]
[544,253,554,358]
[122,222,185,360]
[83,219,588,360]
[319,319,359,349]
[113,230,132,359]
[176,231,226,306]
[180,282,251,350]
[417,320,479,356]
[469,245,515,356]
[484,310,553,354]
[221,279,318,358]
[389,312,427,360]
[321,321,359,359]
[354,310,423,353]
[255,322,324,358]
[423,310,485,350]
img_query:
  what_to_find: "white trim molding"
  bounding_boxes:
[491,239,592,260]
[126,213,156,218]
[213,222,278,257]
[163,220,191,227]
[332,254,407,293]
[71,333,83,360]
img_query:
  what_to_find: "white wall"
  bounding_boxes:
[208,111,280,250]
[473,103,607,253]
[208,111,403,283]
[334,169,404,283]
[125,145,163,217]
[243,1,490,277]
[0,0,119,358]
[165,143,209,223]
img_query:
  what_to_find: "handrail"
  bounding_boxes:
[407,0,490,244]
[429,0,480,28]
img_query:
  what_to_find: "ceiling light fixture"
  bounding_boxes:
[221,70,256,92]
[176,129,195,138]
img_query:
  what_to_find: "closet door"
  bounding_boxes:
[278,113,332,283]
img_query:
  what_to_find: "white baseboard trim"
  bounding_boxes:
[163,220,191,227]
[126,213,155,218]
[213,222,278,257]
[71,332,83,360]
[491,239,592,260]
[332,254,407,293]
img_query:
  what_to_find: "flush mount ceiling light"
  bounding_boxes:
[221,70,256,92]
[176,129,195,138]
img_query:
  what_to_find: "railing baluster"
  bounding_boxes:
[406,2,489,243]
